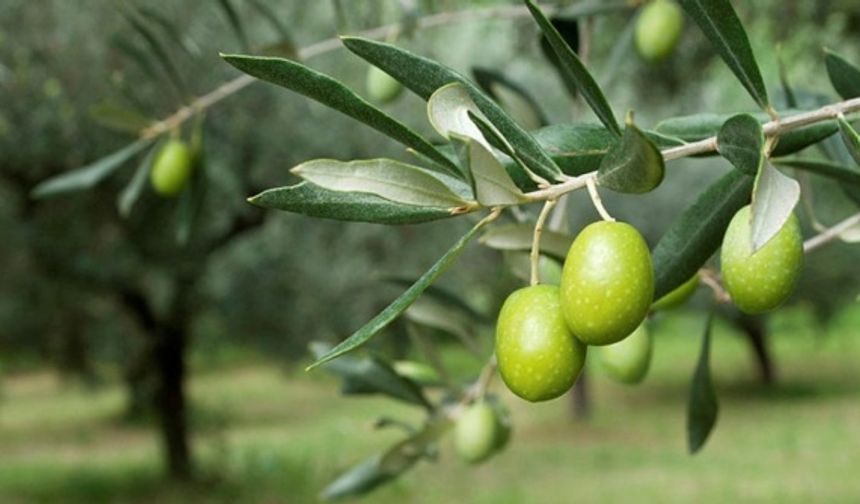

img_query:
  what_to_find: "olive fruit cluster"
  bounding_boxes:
[496,221,655,402]
[454,400,511,464]
[150,139,194,197]
[635,0,684,63]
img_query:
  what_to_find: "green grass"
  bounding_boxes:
[1,305,860,503]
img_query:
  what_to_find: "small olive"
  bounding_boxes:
[150,139,193,197]
[454,401,500,464]
[652,273,699,311]
[635,0,684,63]
[597,323,652,385]
[366,65,403,104]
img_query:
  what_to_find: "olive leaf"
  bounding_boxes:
[340,36,563,183]
[479,223,573,261]
[716,114,763,176]
[221,54,458,176]
[837,116,860,166]
[687,311,719,454]
[291,159,472,209]
[89,102,152,134]
[596,113,665,194]
[117,140,160,218]
[652,170,753,299]
[750,162,800,252]
[450,134,528,206]
[307,214,494,370]
[774,158,860,188]
[824,48,860,100]
[679,0,770,110]
[248,182,454,225]
[31,138,155,199]
[524,0,621,137]
[427,83,494,152]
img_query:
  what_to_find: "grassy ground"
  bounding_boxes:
[1,305,859,503]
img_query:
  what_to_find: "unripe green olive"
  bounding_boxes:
[392,360,440,386]
[560,221,654,346]
[366,65,403,104]
[150,139,193,197]
[652,273,699,311]
[597,323,652,385]
[454,401,500,464]
[495,285,586,402]
[721,205,803,314]
[635,0,684,63]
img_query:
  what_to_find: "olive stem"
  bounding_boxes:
[586,175,615,222]
[699,268,731,304]
[530,199,558,286]
[803,211,860,252]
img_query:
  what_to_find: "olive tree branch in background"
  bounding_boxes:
[140,4,559,140]
[803,211,860,252]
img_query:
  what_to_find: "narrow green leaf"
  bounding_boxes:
[405,297,476,343]
[222,54,458,176]
[776,47,798,108]
[533,123,615,175]
[479,223,573,261]
[138,6,202,57]
[216,0,250,51]
[775,158,860,187]
[688,311,718,454]
[750,162,800,251]
[652,170,753,298]
[89,102,152,134]
[452,135,527,206]
[175,156,207,246]
[249,182,455,225]
[340,36,563,182]
[31,138,154,199]
[837,116,860,166]
[824,48,860,100]
[657,111,836,157]
[310,343,431,408]
[467,112,538,190]
[307,215,494,370]
[524,0,621,137]
[597,115,665,193]
[717,113,764,176]
[320,455,393,500]
[472,67,548,130]
[382,277,488,323]
[117,140,160,218]
[291,159,470,209]
[679,0,769,109]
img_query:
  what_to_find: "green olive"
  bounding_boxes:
[560,221,654,346]
[635,0,684,63]
[721,205,803,314]
[454,401,500,464]
[366,65,403,104]
[597,323,652,385]
[652,273,699,311]
[150,139,193,197]
[392,360,440,386]
[495,285,586,402]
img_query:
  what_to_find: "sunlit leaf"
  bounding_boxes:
[750,162,800,251]
[291,159,471,209]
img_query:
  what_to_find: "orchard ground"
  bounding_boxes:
[1,305,859,503]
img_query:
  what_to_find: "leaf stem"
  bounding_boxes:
[586,175,615,222]
[803,211,860,252]
[530,199,558,286]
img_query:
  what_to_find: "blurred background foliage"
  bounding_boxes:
[1,0,860,501]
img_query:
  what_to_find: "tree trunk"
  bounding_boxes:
[569,370,591,420]
[736,315,776,385]
[154,320,192,480]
